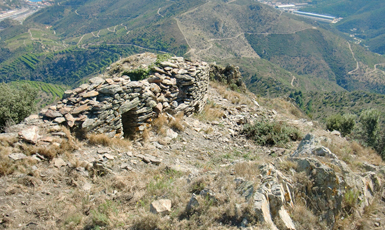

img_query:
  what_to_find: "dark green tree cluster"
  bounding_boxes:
[289,90,313,115]
[326,113,356,136]
[0,83,37,130]
[326,109,385,158]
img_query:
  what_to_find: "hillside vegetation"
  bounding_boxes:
[1,0,385,123]
[303,0,385,54]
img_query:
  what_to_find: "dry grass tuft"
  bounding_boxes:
[132,213,165,230]
[233,162,261,181]
[277,159,298,172]
[210,81,253,106]
[152,113,168,131]
[0,135,18,147]
[88,134,112,146]
[321,134,382,169]
[0,147,15,176]
[142,127,151,142]
[169,112,185,131]
[195,101,224,122]
[152,112,185,135]
[290,203,327,230]
[87,134,131,149]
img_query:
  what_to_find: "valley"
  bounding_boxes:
[0,0,385,134]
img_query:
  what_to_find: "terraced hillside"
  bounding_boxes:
[1,0,385,96]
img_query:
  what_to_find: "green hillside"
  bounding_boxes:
[8,80,69,108]
[303,0,385,54]
[290,90,385,124]
[1,0,385,100]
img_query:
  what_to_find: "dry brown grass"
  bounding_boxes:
[169,112,185,131]
[260,97,308,119]
[321,133,382,170]
[0,145,39,176]
[277,159,298,173]
[195,102,224,122]
[0,146,15,176]
[210,81,253,106]
[233,162,261,181]
[20,137,78,160]
[87,134,131,149]
[0,135,18,147]
[290,203,327,230]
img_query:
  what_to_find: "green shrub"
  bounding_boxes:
[358,109,380,147]
[326,113,356,136]
[242,119,302,147]
[155,53,172,66]
[343,189,360,214]
[0,83,37,130]
[122,67,150,81]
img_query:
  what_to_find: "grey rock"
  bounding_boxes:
[65,113,75,127]
[54,158,66,168]
[45,110,63,118]
[166,128,178,139]
[312,146,337,158]
[160,61,178,68]
[186,194,199,211]
[53,117,66,124]
[99,85,123,94]
[82,118,96,130]
[150,199,172,215]
[119,97,140,114]
[63,90,73,99]
[72,105,91,115]
[89,77,105,85]
[18,126,39,144]
[82,90,99,98]
[8,153,27,161]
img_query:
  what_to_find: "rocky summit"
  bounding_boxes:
[0,53,385,229]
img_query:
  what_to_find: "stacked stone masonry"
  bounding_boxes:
[40,56,210,138]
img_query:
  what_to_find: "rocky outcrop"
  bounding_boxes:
[39,53,210,138]
[238,133,381,228]
[209,64,246,91]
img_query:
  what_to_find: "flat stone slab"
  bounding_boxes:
[18,126,39,144]
[8,153,27,161]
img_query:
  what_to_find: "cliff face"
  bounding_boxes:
[0,53,384,229]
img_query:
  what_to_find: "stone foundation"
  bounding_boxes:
[40,54,210,138]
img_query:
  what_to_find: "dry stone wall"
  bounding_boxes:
[40,54,210,138]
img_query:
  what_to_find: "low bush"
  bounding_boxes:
[242,119,302,147]
[0,83,37,130]
[326,113,356,136]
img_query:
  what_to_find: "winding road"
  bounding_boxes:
[157,8,164,17]
[347,42,360,74]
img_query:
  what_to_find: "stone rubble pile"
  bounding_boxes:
[39,55,209,138]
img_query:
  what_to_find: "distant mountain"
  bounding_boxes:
[1,0,385,96]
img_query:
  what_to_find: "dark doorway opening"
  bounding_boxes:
[122,108,138,139]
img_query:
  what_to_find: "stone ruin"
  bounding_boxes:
[40,53,209,138]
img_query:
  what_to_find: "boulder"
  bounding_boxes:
[150,199,172,215]
[18,126,39,144]
[186,194,199,212]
